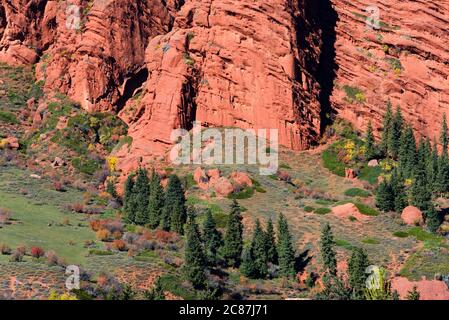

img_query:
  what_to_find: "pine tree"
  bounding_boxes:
[411,161,432,211]
[348,247,370,300]
[106,179,118,199]
[398,126,417,179]
[163,174,186,233]
[441,114,448,155]
[265,218,278,264]
[364,121,376,160]
[406,286,420,300]
[183,213,207,288]
[240,247,257,278]
[133,168,151,225]
[320,223,337,275]
[388,106,404,159]
[202,209,222,265]
[380,100,393,156]
[249,219,269,278]
[375,180,394,212]
[390,169,408,213]
[277,213,296,277]
[123,173,136,223]
[427,138,439,192]
[147,171,165,229]
[436,153,449,193]
[425,205,441,234]
[318,272,351,300]
[223,200,243,267]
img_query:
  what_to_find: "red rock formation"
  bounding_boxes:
[331,0,449,143]
[391,277,449,300]
[401,206,424,226]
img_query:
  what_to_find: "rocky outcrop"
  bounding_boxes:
[331,0,449,143]
[401,206,424,226]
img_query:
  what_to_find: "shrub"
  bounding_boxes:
[304,206,315,213]
[322,146,346,177]
[52,181,65,192]
[96,229,111,242]
[112,240,127,251]
[30,246,45,259]
[10,250,24,262]
[112,231,122,240]
[0,243,11,255]
[314,208,332,215]
[0,208,12,224]
[343,85,366,103]
[69,203,85,213]
[354,203,379,216]
[393,231,409,238]
[0,111,19,124]
[344,188,371,197]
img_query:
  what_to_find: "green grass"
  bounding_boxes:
[228,187,255,200]
[0,111,19,124]
[359,166,381,185]
[303,206,315,213]
[315,199,336,206]
[407,227,447,248]
[314,207,331,215]
[393,231,409,238]
[344,188,371,198]
[399,248,449,281]
[335,239,352,249]
[354,203,379,216]
[322,143,346,177]
[362,238,380,245]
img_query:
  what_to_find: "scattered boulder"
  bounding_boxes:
[368,159,379,167]
[332,203,371,222]
[51,157,66,168]
[401,206,424,226]
[30,174,42,179]
[214,177,234,197]
[391,277,449,300]
[1,137,19,149]
[230,171,253,188]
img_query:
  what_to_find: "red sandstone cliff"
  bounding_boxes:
[1,0,448,167]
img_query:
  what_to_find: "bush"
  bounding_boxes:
[10,249,24,262]
[0,111,19,124]
[393,231,409,238]
[322,147,345,177]
[30,246,45,258]
[344,188,371,197]
[112,240,127,251]
[354,203,379,216]
[304,206,315,213]
[0,243,11,255]
[96,229,111,242]
[52,181,66,192]
[0,208,12,224]
[314,208,332,215]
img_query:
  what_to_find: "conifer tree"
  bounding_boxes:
[388,106,404,159]
[375,180,394,212]
[265,218,278,264]
[320,223,337,275]
[436,153,449,194]
[163,174,187,233]
[398,126,417,179]
[380,100,393,156]
[390,169,408,213]
[441,115,448,155]
[427,138,439,192]
[425,206,441,234]
[364,121,376,160]
[277,213,296,277]
[240,247,257,278]
[223,200,244,267]
[249,219,269,278]
[147,171,165,229]
[183,213,207,288]
[411,162,432,211]
[348,247,370,300]
[406,286,420,300]
[123,173,136,223]
[202,209,223,265]
[106,179,118,199]
[134,168,151,225]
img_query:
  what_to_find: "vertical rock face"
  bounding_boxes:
[330,0,449,141]
[120,0,324,163]
[1,0,448,165]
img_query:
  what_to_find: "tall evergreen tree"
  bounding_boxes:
[320,223,337,275]
[380,100,393,156]
[250,219,269,278]
[436,152,449,193]
[163,174,186,233]
[265,218,278,264]
[390,169,408,213]
[398,126,417,179]
[388,106,404,159]
[106,179,118,199]
[134,168,151,225]
[427,138,439,192]
[223,200,244,267]
[406,286,420,300]
[411,161,432,211]
[240,247,257,278]
[348,248,370,300]
[202,209,223,265]
[147,171,165,229]
[123,173,136,223]
[441,114,448,155]
[183,213,207,288]
[364,121,376,160]
[425,206,441,234]
[375,180,394,212]
[277,213,296,277]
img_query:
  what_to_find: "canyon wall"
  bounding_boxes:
[1,0,448,168]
